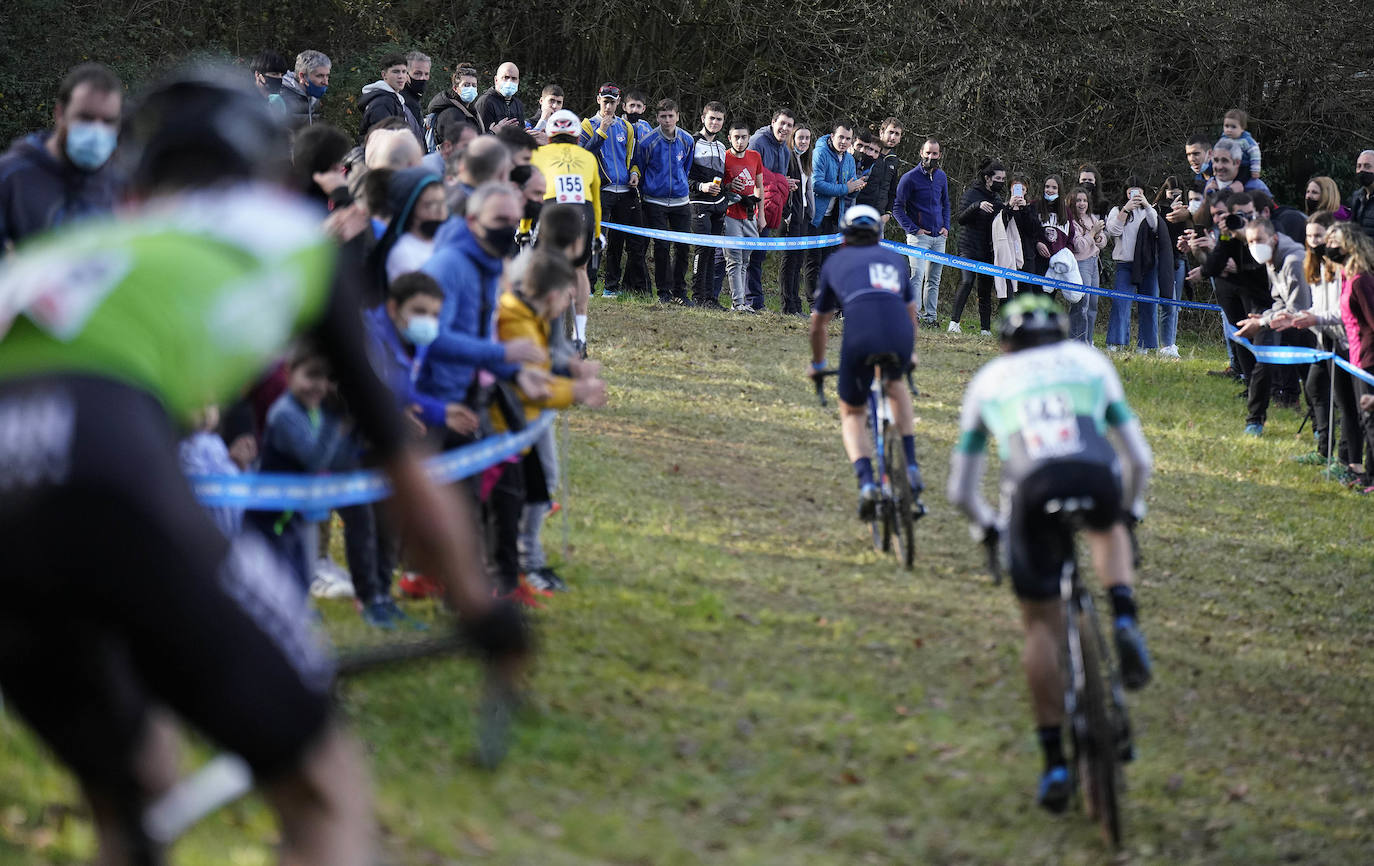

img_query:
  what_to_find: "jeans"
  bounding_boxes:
[643,201,692,301]
[1106,262,1159,349]
[690,202,726,305]
[747,230,772,310]
[724,216,758,307]
[596,189,649,294]
[1155,258,1183,348]
[1069,256,1101,344]
[950,265,994,330]
[781,221,818,313]
[805,211,841,298]
[907,232,946,320]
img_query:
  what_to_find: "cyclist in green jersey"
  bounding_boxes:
[0,70,527,866]
[946,293,1154,813]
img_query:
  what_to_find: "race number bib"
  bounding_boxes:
[1018,390,1083,460]
[868,263,901,293]
[554,175,586,204]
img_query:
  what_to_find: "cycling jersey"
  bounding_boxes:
[815,243,918,405]
[530,141,602,236]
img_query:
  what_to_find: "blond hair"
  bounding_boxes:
[1327,223,1374,277]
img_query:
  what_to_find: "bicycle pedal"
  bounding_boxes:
[913,500,928,519]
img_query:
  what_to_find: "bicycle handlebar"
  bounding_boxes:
[811,368,839,407]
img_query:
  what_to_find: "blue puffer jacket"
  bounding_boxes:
[363,304,447,428]
[633,126,693,206]
[417,219,519,403]
[811,134,857,228]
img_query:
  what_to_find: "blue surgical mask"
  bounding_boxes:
[403,314,440,347]
[498,81,518,99]
[1043,192,1059,202]
[305,81,328,99]
[459,85,478,104]
[64,121,118,172]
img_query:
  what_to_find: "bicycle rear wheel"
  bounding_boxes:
[883,421,915,569]
[1075,606,1124,849]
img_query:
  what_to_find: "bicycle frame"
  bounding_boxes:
[867,368,895,502]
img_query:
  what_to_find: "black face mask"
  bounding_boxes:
[1305,197,1321,214]
[989,179,1005,194]
[1326,247,1349,264]
[416,219,443,240]
[262,75,284,95]
[1081,181,1097,196]
[921,156,940,172]
[405,77,428,99]
[480,224,518,257]
[524,199,544,222]
[1312,242,1328,260]
[1358,171,1374,188]
[625,111,644,125]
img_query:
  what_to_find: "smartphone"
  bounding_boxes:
[1011,183,1026,198]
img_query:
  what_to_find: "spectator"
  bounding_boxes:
[623,90,652,140]
[365,167,447,286]
[810,119,863,271]
[1321,223,1374,483]
[1274,212,1363,468]
[893,138,950,326]
[251,50,289,110]
[446,134,512,214]
[290,123,353,211]
[722,120,766,313]
[179,405,255,539]
[947,159,1005,334]
[402,51,431,139]
[359,53,425,146]
[856,118,902,230]
[581,83,649,298]
[495,124,538,167]
[530,109,600,355]
[279,49,331,129]
[1205,137,1272,198]
[1304,176,1348,218]
[530,83,564,131]
[1152,178,1188,358]
[0,63,122,251]
[1067,184,1108,342]
[1232,217,1312,373]
[1105,178,1162,354]
[474,62,526,132]
[421,114,471,177]
[427,63,483,137]
[999,175,1046,287]
[634,98,695,304]
[365,126,423,170]
[1182,194,1247,378]
[511,164,546,247]
[1077,163,1109,220]
[1220,108,1262,180]
[747,109,798,309]
[1184,134,1213,189]
[1347,150,1374,240]
[780,122,817,315]
[688,101,728,308]
[1030,174,1070,276]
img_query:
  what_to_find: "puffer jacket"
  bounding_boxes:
[810,134,856,228]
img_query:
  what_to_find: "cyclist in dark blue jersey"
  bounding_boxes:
[808,204,924,518]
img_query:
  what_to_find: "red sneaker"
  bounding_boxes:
[398,572,445,599]
[549,501,562,514]
[499,581,545,609]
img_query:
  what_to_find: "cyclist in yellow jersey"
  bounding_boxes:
[531,109,600,356]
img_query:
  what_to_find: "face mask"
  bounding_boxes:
[262,75,283,95]
[403,314,440,347]
[1327,247,1349,264]
[1304,197,1320,214]
[481,224,518,256]
[1248,242,1274,264]
[1044,192,1059,202]
[64,121,118,172]
[625,111,644,125]
[1188,199,1203,215]
[989,180,1005,194]
[498,81,518,99]
[523,199,543,222]
[1312,243,1328,259]
[416,219,443,240]
[1081,181,1097,195]
[305,81,328,99]
[1358,171,1374,188]
[405,77,428,99]
[921,156,939,172]
[459,85,478,103]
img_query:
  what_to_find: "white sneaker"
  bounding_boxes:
[311,557,355,599]
[1158,344,1180,359]
[947,321,962,333]
[1135,347,1151,356]
[1107,345,1122,354]
[980,329,992,337]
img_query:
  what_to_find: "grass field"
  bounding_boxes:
[3,295,1372,865]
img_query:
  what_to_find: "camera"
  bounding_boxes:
[1224,213,1250,232]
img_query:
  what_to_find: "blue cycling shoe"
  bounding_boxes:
[906,464,924,497]
[857,483,880,521]
[1114,616,1152,690]
[1037,765,1071,813]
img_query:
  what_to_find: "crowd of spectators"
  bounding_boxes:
[3,55,1373,623]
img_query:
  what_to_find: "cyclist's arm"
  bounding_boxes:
[946,373,997,528]
[1100,358,1153,519]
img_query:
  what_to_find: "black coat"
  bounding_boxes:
[428,89,482,138]
[358,86,425,146]
[473,88,527,132]
[856,153,901,217]
[955,184,1004,260]
[1347,188,1374,241]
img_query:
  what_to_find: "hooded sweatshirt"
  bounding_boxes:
[0,132,122,248]
[359,80,425,146]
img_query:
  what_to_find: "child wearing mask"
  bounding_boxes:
[364,167,448,287]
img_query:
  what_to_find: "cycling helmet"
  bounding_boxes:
[546,109,581,139]
[840,204,881,236]
[126,65,289,192]
[996,292,1068,350]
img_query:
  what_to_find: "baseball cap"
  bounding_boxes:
[597,83,621,100]
[547,109,581,136]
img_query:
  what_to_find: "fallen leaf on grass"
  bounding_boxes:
[1225,782,1249,802]
[837,770,865,785]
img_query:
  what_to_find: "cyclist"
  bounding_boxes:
[808,204,925,519]
[946,292,1153,813]
[0,70,527,866]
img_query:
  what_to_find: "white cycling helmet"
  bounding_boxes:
[547,109,581,138]
[840,204,882,234]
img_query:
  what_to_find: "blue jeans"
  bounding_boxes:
[1107,262,1158,349]
[1068,257,1100,344]
[1157,259,1183,348]
[906,232,946,320]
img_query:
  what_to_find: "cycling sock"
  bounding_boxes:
[853,457,874,488]
[901,435,917,467]
[1038,725,1065,770]
[574,314,588,341]
[1109,585,1138,620]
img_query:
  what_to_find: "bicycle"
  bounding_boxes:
[814,354,926,569]
[983,498,1135,850]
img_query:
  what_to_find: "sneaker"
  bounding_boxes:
[361,599,398,630]
[529,567,569,592]
[1037,765,1071,814]
[731,304,758,314]
[1207,365,1238,378]
[1135,347,1151,357]
[398,572,445,599]
[857,483,880,521]
[979,329,992,337]
[1158,344,1180,359]
[572,338,587,359]
[310,558,355,599]
[525,570,556,593]
[375,598,428,630]
[1114,616,1153,690]
[947,321,961,334]
[1243,423,1264,437]
[500,582,545,610]
[906,464,925,498]
[1107,344,1122,354]
[601,289,619,298]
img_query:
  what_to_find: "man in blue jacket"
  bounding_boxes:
[745,109,799,309]
[419,182,550,443]
[634,99,695,304]
[893,138,951,326]
[809,120,865,271]
[580,83,649,297]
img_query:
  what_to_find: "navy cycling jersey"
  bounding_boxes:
[813,243,916,314]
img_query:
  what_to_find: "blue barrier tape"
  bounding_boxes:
[602,220,842,250]
[1221,320,1374,386]
[1335,354,1374,388]
[191,412,557,510]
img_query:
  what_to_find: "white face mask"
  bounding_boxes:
[1248,242,1274,264]
[1188,199,1203,215]
[1043,192,1058,202]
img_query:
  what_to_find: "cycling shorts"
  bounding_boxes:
[837,296,914,406]
[1005,459,1123,601]
[0,374,335,791]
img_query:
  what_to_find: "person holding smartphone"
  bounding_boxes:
[997,176,1049,294]
[1105,178,1162,353]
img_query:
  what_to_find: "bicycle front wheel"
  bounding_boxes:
[883,421,915,570]
[1075,607,1124,849]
